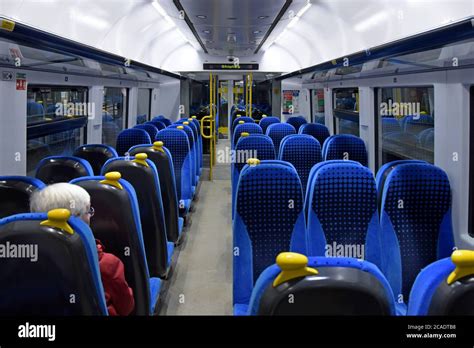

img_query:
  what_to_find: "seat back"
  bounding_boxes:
[379,162,454,303]
[177,118,202,175]
[72,173,151,315]
[169,124,197,187]
[233,160,306,306]
[116,128,151,156]
[323,134,368,166]
[259,116,280,134]
[279,134,322,195]
[0,210,107,315]
[231,116,254,135]
[408,250,474,315]
[0,177,45,218]
[299,123,330,146]
[146,120,166,131]
[73,144,118,175]
[129,142,181,243]
[155,128,192,208]
[102,155,169,278]
[286,116,307,132]
[249,253,395,315]
[134,124,159,141]
[306,161,380,262]
[152,116,172,127]
[232,123,263,149]
[266,123,296,157]
[35,156,94,184]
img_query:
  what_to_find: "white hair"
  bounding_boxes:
[30,183,90,216]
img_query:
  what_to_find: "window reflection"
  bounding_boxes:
[102,87,128,147]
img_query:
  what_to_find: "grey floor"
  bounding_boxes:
[158,139,232,315]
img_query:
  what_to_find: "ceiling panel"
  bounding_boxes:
[176,0,291,57]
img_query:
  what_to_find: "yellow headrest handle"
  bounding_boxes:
[238,121,245,124]
[447,250,474,285]
[153,141,165,153]
[191,116,197,119]
[246,158,260,166]
[100,171,123,190]
[133,153,149,167]
[177,126,184,130]
[273,252,318,287]
[241,132,250,138]
[40,209,74,235]
[262,114,267,118]
[237,115,241,118]
[188,118,194,122]
[183,121,190,125]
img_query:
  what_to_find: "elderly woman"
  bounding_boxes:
[30,183,135,316]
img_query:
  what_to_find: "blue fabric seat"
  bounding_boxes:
[73,144,118,176]
[169,124,197,191]
[156,128,193,216]
[323,134,368,166]
[232,135,276,219]
[152,116,172,127]
[231,116,254,136]
[146,120,166,131]
[134,124,159,141]
[136,114,147,125]
[232,123,263,149]
[0,211,108,315]
[306,161,381,269]
[259,116,280,134]
[116,128,151,156]
[299,123,330,146]
[378,162,455,315]
[233,160,306,314]
[71,174,160,315]
[247,255,396,316]
[266,123,296,157]
[286,116,307,132]
[35,156,94,184]
[279,134,322,196]
[0,176,45,219]
[177,118,203,176]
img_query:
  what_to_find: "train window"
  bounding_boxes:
[137,89,152,124]
[310,89,325,124]
[376,86,434,167]
[102,87,128,147]
[26,86,88,176]
[470,86,474,237]
[333,88,359,136]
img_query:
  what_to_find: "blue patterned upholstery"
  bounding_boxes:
[134,124,159,141]
[155,128,192,214]
[169,124,197,188]
[259,117,280,134]
[146,120,166,131]
[116,129,151,156]
[233,160,306,312]
[286,116,307,132]
[299,123,330,146]
[176,119,202,179]
[232,123,263,149]
[379,162,454,309]
[247,256,396,316]
[153,116,172,127]
[279,134,322,195]
[323,134,368,166]
[306,161,381,269]
[232,135,276,218]
[381,117,401,135]
[266,123,296,157]
[232,117,255,135]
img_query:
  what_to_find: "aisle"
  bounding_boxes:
[158,139,232,315]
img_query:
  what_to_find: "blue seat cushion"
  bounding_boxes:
[149,277,162,314]
[166,242,174,268]
[233,304,249,316]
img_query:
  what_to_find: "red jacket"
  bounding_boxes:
[96,240,135,316]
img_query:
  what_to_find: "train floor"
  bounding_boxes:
[158,139,232,315]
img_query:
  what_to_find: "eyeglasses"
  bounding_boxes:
[88,206,95,217]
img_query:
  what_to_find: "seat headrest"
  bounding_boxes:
[35,156,94,184]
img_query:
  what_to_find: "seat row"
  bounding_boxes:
[233,158,469,316]
[0,115,203,315]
